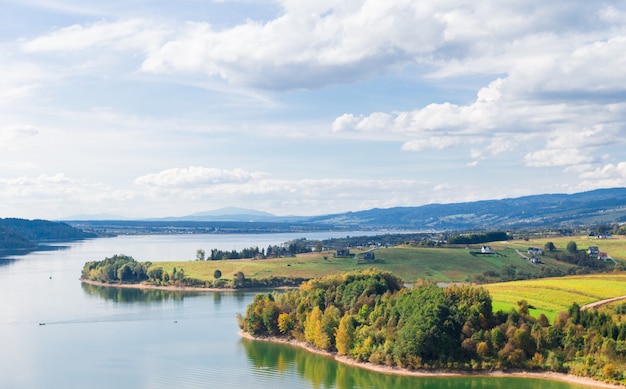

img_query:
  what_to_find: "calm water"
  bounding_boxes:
[0,234,590,388]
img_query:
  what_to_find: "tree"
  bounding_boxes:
[315,241,323,253]
[566,241,577,253]
[277,313,294,335]
[148,266,164,281]
[213,269,222,279]
[196,249,205,261]
[234,271,245,287]
[544,242,556,252]
[336,314,356,355]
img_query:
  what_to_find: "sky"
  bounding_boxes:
[1,1,626,220]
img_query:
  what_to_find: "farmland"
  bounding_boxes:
[485,273,626,322]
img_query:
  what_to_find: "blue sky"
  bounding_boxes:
[1,0,626,219]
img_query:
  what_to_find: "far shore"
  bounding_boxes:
[79,278,295,292]
[239,331,624,389]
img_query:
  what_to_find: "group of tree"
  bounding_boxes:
[447,231,509,245]
[206,247,262,260]
[0,226,37,250]
[81,254,151,283]
[195,239,317,261]
[239,269,626,383]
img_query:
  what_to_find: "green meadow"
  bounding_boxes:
[154,244,570,285]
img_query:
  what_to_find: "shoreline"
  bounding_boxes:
[79,278,295,292]
[239,331,624,388]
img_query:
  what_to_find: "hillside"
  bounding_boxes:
[69,188,626,232]
[305,187,626,230]
[0,218,96,250]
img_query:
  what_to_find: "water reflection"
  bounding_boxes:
[0,244,70,263]
[0,257,18,266]
[241,338,585,389]
[81,282,201,303]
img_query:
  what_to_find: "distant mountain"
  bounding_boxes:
[303,188,626,230]
[153,207,277,222]
[190,207,275,217]
[66,188,626,233]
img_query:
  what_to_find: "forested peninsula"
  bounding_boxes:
[239,270,626,386]
[0,218,95,250]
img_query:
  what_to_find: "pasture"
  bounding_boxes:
[153,242,573,285]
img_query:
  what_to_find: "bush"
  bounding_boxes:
[566,241,578,253]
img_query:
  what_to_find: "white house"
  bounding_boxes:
[481,246,492,254]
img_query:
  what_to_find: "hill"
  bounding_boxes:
[70,188,626,232]
[304,187,626,230]
[0,218,96,250]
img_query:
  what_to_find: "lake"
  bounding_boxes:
[0,234,591,388]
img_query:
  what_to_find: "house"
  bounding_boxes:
[527,247,543,255]
[529,256,542,264]
[598,252,609,261]
[587,246,600,256]
[335,248,351,257]
[481,246,492,254]
[363,251,375,261]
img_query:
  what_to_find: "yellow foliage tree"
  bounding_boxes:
[335,314,355,355]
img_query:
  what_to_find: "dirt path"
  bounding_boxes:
[581,295,626,311]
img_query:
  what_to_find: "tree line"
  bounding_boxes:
[196,239,316,261]
[239,270,626,383]
[447,231,509,245]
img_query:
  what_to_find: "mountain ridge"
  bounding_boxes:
[64,188,626,231]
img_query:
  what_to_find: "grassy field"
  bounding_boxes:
[504,234,626,264]
[485,273,626,322]
[151,235,626,285]
[153,243,575,286]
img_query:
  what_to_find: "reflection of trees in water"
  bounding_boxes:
[80,282,200,304]
[0,244,69,264]
[240,339,564,389]
[234,291,246,303]
[0,257,17,266]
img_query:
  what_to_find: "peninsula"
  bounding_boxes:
[238,270,626,387]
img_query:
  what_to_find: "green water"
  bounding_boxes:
[241,339,590,389]
[0,235,595,388]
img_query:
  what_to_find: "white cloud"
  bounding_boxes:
[0,124,38,146]
[576,161,626,190]
[140,1,447,88]
[22,19,164,53]
[401,136,460,152]
[579,162,626,180]
[134,167,268,187]
[523,148,595,168]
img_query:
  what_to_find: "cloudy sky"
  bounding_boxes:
[2,1,626,219]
